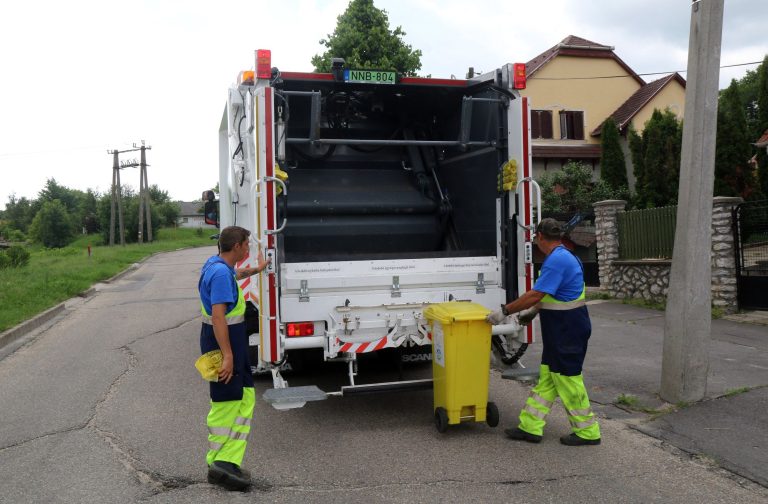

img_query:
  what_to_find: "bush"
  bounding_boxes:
[6,245,30,268]
[8,229,26,242]
[0,252,10,270]
[29,199,75,248]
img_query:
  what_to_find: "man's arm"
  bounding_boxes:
[486,289,546,325]
[502,289,546,315]
[235,250,271,280]
[211,303,234,384]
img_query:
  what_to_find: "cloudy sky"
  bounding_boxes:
[1,0,765,210]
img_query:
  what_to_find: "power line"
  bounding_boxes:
[0,145,106,159]
[533,60,764,81]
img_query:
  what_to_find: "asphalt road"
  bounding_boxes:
[0,247,765,503]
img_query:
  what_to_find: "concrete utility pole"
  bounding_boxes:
[109,149,126,246]
[661,0,724,403]
[109,143,152,245]
[138,142,153,243]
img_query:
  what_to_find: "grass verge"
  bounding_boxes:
[0,228,214,332]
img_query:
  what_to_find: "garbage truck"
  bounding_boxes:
[205,50,541,409]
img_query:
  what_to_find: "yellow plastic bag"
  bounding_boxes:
[195,350,223,382]
[497,159,518,192]
[275,164,289,195]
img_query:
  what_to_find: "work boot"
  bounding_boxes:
[560,433,601,446]
[207,461,251,491]
[504,427,542,443]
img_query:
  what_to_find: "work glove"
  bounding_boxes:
[486,305,508,325]
[516,306,539,326]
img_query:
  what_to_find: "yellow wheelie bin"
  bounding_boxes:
[423,302,500,433]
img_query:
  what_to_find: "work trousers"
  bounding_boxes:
[206,387,255,467]
[518,364,600,440]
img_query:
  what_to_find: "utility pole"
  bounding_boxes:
[108,142,152,245]
[138,141,153,243]
[661,0,724,403]
[108,149,126,246]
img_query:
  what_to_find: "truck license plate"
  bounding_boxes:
[344,69,396,85]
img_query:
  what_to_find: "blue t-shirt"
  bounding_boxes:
[533,246,584,302]
[199,256,238,316]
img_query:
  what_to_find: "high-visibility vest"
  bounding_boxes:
[539,246,586,311]
[200,274,246,325]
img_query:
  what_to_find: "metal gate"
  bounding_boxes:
[734,200,768,310]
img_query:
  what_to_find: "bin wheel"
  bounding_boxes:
[434,407,449,433]
[486,402,500,427]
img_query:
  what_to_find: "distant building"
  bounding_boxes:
[521,35,687,190]
[757,129,768,153]
[177,201,214,228]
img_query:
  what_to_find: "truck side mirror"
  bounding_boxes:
[204,200,219,227]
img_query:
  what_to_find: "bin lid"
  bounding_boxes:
[423,302,491,324]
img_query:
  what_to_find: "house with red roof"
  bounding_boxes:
[521,35,687,190]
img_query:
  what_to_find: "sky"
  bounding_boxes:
[1,0,765,210]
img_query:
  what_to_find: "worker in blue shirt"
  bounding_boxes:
[198,226,270,490]
[487,218,601,446]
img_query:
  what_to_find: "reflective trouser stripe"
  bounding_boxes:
[551,373,601,441]
[206,387,256,467]
[518,365,557,436]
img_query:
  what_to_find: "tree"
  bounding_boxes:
[755,56,768,197]
[715,80,759,199]
[29,199,75,248]
[3,194,34,233]
[599,118,628,190]
[538,162,629,214]
[629,109,682,208]
[80,189,100,234]
[311,0,422,75]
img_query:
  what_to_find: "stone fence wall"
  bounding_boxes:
[593,197,742,314]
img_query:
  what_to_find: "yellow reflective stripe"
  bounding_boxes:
[201,314,245,326]
[569,417,597,429]
[208,428,250,441]
[529,392,554,409]
[568,408,593,417]
[208,427,231,437]
[540,300,586,310]
[524,404,548,420]
[541,283,586,310]
[234,416,252,427]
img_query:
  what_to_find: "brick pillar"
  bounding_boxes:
[593,200,627,292]
[711,196,742,314]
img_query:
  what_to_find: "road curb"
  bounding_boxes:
[0,261,144,353]
[0,303,66,351]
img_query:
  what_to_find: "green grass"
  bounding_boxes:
[0,228,214,332]
[615,393,665,415]
[724,386,750,397]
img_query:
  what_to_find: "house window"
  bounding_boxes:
[531,110,553,139]
[559,111,585,140]
[183,217,188,223]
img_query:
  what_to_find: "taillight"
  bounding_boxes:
[286,322,315,337]
[513,63,526,89]
[256,49,272,79]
